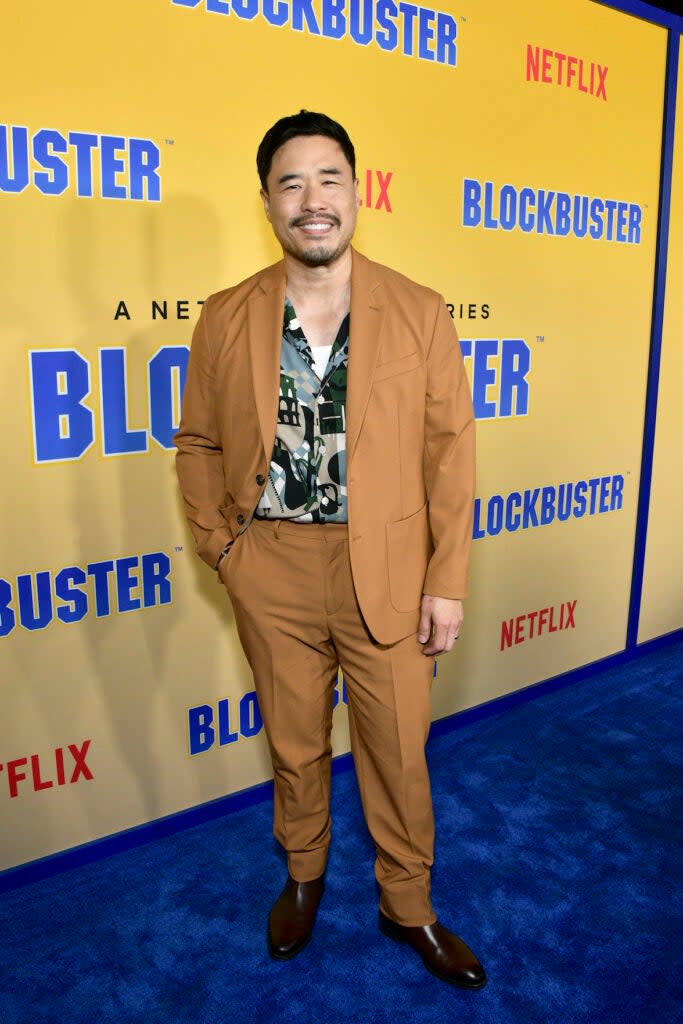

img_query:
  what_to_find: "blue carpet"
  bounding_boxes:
[1,642,681,1024]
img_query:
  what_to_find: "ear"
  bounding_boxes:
[260,187,271,222]
[353,177,361,210]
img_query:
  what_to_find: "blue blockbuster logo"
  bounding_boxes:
[172,0,458,66]
[0,125,161,200]
[473,474,625,539]
[460,338,530,419]
[189,692,264,755]
[463,179,642,243]
[29,347,187,462]
[188,677,347,755]
[0,553,172,638]
[28,336,526,465]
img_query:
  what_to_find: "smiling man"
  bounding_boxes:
[174,110,484,989]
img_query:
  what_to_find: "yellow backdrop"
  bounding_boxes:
[0,0,671,871]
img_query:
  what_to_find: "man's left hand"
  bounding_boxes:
[418,595,464,656]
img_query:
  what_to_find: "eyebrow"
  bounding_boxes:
[276,167,343,185]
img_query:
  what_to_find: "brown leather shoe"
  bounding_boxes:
[379,910,487,988]
[267,874,325,960]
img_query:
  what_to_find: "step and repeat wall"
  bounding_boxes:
[0,1,675,871]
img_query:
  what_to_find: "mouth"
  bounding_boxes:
[293,219,338,237]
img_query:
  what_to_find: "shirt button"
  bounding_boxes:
[256,474,266,485]
[236,513,245,525]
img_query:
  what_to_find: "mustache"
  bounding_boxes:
[290,215,341,228]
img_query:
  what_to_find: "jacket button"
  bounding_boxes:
[236,513,245,525]
[256,473,266,485]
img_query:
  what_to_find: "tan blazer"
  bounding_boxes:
[174,247,475,645]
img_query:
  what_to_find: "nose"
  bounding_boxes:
[300,181,329,212]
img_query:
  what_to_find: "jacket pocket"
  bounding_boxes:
[386,501,431,612]
[373,350,422,382]
[218,502,241,540]
[217,541,236,585]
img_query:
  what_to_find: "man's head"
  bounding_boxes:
[257,110,360,268]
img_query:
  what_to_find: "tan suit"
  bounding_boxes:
[175,248,475,924]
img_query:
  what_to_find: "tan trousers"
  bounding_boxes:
[221,515,437,926]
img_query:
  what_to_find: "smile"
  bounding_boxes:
[296,222,335,233]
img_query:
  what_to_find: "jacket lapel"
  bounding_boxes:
[247,260,286,458]
[347,248,385,466]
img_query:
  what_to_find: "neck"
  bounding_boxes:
[283,246,353,308]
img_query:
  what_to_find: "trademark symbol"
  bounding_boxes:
[165,139,175,145]
[460,15,467,21]
[174,545,183,553]
[536,335,545,342]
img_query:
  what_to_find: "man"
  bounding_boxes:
[174,110,485,989]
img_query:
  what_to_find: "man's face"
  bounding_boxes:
[261,134,360,268]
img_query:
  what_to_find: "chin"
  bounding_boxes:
[301,247,337,266]
[293,239,350,267]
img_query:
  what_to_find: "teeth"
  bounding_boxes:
[300,223,332,231]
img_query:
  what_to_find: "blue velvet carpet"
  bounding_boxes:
[1,641,681,1024]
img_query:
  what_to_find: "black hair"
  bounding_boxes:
[256,110,356,191]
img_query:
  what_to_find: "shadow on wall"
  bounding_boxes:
[58,191,257,825]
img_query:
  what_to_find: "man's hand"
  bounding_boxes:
[418,595,464,656]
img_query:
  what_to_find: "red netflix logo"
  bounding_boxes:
[500,601,577,651]
[526,45,607,101]
[0,740,93,798]
[359,170,393,212]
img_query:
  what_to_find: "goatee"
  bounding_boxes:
[301,246,337,266]
[284,239,349,267]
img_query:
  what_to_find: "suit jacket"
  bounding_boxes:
[174,247,475,645]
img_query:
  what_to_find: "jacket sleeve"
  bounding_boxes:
[174,296,233,570]
[422,295,476,599]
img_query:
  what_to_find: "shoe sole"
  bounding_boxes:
[379,913,488,989]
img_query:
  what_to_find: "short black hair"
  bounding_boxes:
[256,110,356,191]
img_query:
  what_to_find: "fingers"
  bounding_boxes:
[419,596,464,655]
[421,626,448,651]
[422,624,456,656]
[418,608,432,644]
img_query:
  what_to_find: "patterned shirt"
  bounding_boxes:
[255,300,349,522]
